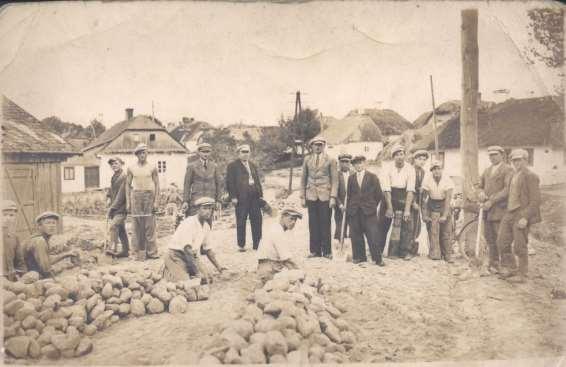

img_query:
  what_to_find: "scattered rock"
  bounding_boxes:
[147,298,165,314]
[169,295,189,314]
[225,319,254,339]
[101,283,113,299]
[42,344,61,359]
[46,318,68,332]
[21,272,40,284]
[281,329,301,351]
[130,299,146,317]
[5,336,31,358]
[21,315,38,330]
[102,274,123,288]
[221,330,248,351]
[141,293,152,305]
[43,294,62,310]
[83,324,97,336]
[269,354,288,363]
[5,299,25,316]
[255,317,281,333]
[241,343,267,364]
[223,347,242,364]
[25,329,40,340]
[3,289,17,305]
[264,330,288,357]
[118,303,131,316]
[199,354,221,364]
[75,337,94,357]
[90,302,106,320]
[119,288,133,302]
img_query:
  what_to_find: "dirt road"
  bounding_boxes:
[45,170,565,365]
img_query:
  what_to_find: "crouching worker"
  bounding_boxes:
[161,197,226,284]
[23,212,79,279]
[257,205,302,284]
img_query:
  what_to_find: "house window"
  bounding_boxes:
[364,145,370,152]
[149,133,156,142]
[64,167,75,180]
[84,166,100,189]
[158,161,167,173]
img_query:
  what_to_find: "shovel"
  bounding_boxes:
[339,190,349,256]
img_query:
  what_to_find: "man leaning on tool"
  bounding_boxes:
[497,149,541,284]
[126,143,160,261]
[333,153,352,247]
[477,146,513,274]
[300,136,339,259]
[106,157,130,258]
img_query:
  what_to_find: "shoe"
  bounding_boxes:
[488,266,500,275]
[506,274,527,284]
[238,248,247,253]
[445,258,454,264]
[146,254,160,260]
[323,254,333,260]
[498,269,518,279]
[403,254,413,261]
[352,259,361,264]
[116,252,129,258]
[375,260,385,267]
[307,253,321,258]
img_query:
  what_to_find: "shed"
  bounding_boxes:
[1,95,77,237]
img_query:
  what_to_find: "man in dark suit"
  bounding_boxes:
[226,144,263,251]
[477,146,513,274]
[300,136,339,259]
[497,149,541,283]
[333,154,352,246]
[410,150,428,255]
[346,156,385,266]
[106,157,129,258]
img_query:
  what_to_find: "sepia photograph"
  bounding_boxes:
[0,1,564,365]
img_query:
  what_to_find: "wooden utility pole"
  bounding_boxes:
[429,75,440,159]
[461,9,480,254]
[288,91,302,193]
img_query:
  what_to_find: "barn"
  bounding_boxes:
[1,95,78,237]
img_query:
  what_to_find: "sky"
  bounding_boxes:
[0,1,561,128]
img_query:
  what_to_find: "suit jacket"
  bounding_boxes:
[479,163,514,221]
[507,168,542,225]
[336,170,350,207]
[346,171,384,217]
[107,170,127,214]
[300,153,338,202]
[183,159,222,204]
[225,159,263,201]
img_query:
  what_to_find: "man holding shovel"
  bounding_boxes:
[106,157,129,258]
[333,154,352,249]
[422,160,454,263]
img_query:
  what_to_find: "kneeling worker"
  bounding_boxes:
[161,197,226,283]
[23,212,79,279]
[257,204,302,283]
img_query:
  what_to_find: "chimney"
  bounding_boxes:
[125,108,134,120]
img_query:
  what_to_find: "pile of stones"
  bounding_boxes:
[198,269,357,364]
[3,268,209,362]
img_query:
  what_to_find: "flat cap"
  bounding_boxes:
[309,136,326,146]
[487,146,505,154]
[35,211,60,223]
[2,200,17,211]
[413,150,429,159]
[509,148,528,160]
[351,155,366,164]
[281,204,303,219]
[338,153,352,162]
[134,143,148,154]
[237,144,251,153]
[107,156,124,165]
[391,144,405,157]
[194,197,215,207]
[197,142,212,152]
[429,159,443,171]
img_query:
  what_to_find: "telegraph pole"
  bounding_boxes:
[461,9,480,254]
[288,91,302,193]
[429,75,440,159]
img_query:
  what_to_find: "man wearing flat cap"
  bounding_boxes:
[106,157,129,258]
[346,155,386,266]
[226,144,264,251]
[422,160,454,262]
[2,200,25,280]
[334,153,352,245]
[477,146,513,274]
[379,144,416,260]
[497,149,541,283]
[161,197,226,285]
[23,212,78,279]
[181,142,221,226]
[257,203,302,283]
[126,143,160,261]
[410,150,429,255]
[301,136,339,259]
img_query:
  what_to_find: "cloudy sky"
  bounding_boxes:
[0,1,561,127]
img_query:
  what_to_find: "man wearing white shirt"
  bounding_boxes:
[257,205,302,283]
[333,154,352,245]
[378,145,416,260]
[161,197,226,284]
[422,161,454,262]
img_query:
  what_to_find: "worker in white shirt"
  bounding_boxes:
[257,204,302,284]
[379,145,416,260]
[422,160,455,262]
[160,197,226,284]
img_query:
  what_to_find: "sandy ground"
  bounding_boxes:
[42,168,566,365]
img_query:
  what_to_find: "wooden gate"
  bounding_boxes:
[2,164,36,238]
[84,166,100,189]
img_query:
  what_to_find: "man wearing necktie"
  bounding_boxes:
[226,144,264,251]
[300,136,339,259]
[333,154,352,246]
[181,142,222,227]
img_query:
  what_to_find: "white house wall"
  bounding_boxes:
[61,165,85,193]
[326,142,384,161]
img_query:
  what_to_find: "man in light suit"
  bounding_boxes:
[477,146,513,274]
[226,144,264,251]
[300,136,339,259]
[497,149,541,283]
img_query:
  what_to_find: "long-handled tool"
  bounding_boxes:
[475,206,484,258]
[339,188,349,254]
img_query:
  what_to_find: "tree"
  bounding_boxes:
[89,119,106,139]
[359,122,383,142]
[525,8,564,69]
[279,108,321,154]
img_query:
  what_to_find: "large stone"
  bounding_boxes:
[131,290,143,299]
[4,289,17,304]
[309,345,325,359]
[37,328,60,347]
[130,299,146,317]
[221,329,248,351]
[93,310,114,330]
[4,280,26,294]
[106,297,123,305]
[74,337,94,357]
[83,324,97,336]
[51,326,81,351]
[25,329,40,340]
[118,303,131,316]
[296,316,316,338]
[253,289,270,309]
[38,309,54,323]
[5,299,25,316]
[278,316,296,330]
[59,276,80,299]
[281,329,301,351]
[5,336,31,358]
[269,354,288,364]
[334,318,349,331]
[147,298,165,314]
[287,350,307,364]
[341,331,356,345]
[242,304,263,323]
[43,294,62,310]
[4,315,14,328]
[240,343,266,364]
[21,271,40,284]
[102,274,123,288]
[28,297,43,311]
[42,344,61,359]
[28,339,41,359]
[21,315,38,330]
[255,317,281,333]
[15,302,37,321]
[141,293,152,305]
[199,354,221,364]
[69,316,85,329]
[325,343,346,354]
[322,323,342,343]
[78,285,95,300]
[323,352,341,363]
[325,304,342,318]
[119,288,133,302]
[264,278,290,292]
[168,295,189,314]
[223,348,242,364]
[249,332,267,347]
[86,294,100,312]
[264,330,288,357]
[45,286,68,299]
[184,288,198,302]
[196,286,209,301]
[151,286,172,303]
[101,283,114,299]
[34,319,45,333]
[225,319,254,340]
[90,301,106,320]
[310,332,331,347]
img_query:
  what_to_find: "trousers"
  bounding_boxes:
[131,191,157,257]
[333,207,348,240]
[497,210,529,275]
[307,200,332,256]
[109,213,129,255]
[235,187,262,249]
[349,211,381,262]
[484,220,501,268]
